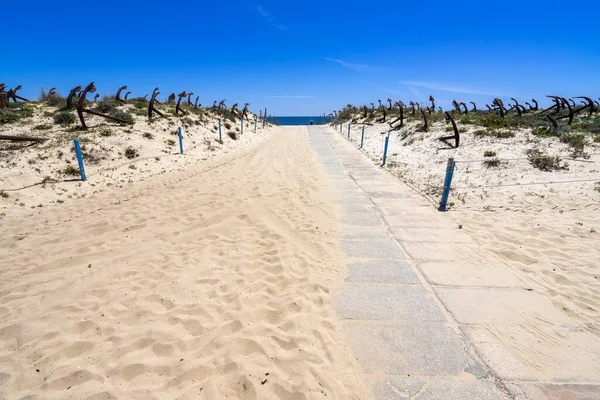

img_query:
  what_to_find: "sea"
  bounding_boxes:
[274,116,330,126]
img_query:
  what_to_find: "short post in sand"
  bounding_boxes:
[381,132,390,167]
[73,139,87,181]
[348,123,351,140]
[218,119,222,141]
[438,157,456,211]
[178,127,184,155]
[263,108,267,128]
[240,118,244,135]
[360,126,365,149]
[254,116,257,132]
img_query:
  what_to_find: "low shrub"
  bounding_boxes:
[61,165,80,176]
[483,158,502,168]
[110,110,134,125]
[227,131,238,140]
[484,151,496,157]
[95,100,116,114]
[526,149,568,171]
[124,146,139,159]
[561,133,587,158]
[531,127,554,137]
[53,111,75,125]
[99,128,113,137]
[474,129,515,138]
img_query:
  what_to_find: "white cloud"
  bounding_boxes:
[398,80,510,97]
[326,58,385,73]
[256,5,285,30]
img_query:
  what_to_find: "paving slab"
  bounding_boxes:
[419,262,527,288]
[341,228,390,241]
[340,211,385,227]
[342,321,486,376]
[346,259,420,284]
[383,214,454,228]
[435,287,577,326]
[335,283,445,321]
[461,324,600,381]
[391,227,474,243]
[340,204,378,214]
[505,382,600,400]
[341,237,406,259]
[399,242,457,261]
[371,375,507,400]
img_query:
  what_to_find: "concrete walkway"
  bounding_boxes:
[309,125,510,399]
[310,125,600,400]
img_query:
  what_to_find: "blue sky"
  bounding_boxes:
[4,0,599,115]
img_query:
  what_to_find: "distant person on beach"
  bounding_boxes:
[309,120,314,125]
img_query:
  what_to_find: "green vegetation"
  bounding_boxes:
[142,132,154,139]
[95,100,116,114]
[124,146,139,159]
[33,123,52,130]
[53,111,75,125]
[99,128,113,137]
[224,122,232,130]
[227,131,238,140]
[484,151,497,157]
[60,165,80,177]
[480,114,518,130]
[110,110,134,125]
[0,190,8,198]
[526,149,569,171]
[167,139,176,146]
[572,115,600,133]
[0,103,34,124]
[473,129,515,138]
[460,115,472,124]
[531,127,554,137]
[483,158,502,168]
[560,133,587,158]
[39,88,65,107]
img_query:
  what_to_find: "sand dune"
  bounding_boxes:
[0,126,370,399]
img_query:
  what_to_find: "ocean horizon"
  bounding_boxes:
[274,116,330,126]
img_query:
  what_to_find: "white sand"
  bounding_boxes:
[0,125,371,399]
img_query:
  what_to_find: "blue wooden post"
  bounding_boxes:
[438,157,456,211]
[347,124,351,139]
[360,126,365,149]
[381,134,390,166]
[73,139,87,181]
[241,118,244,135]
[178,126,184,154]
[218,119,222,141]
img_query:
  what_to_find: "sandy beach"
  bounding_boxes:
[0,125,371,399]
